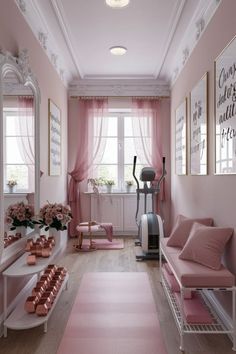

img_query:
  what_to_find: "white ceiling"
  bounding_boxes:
[16,0,221,91]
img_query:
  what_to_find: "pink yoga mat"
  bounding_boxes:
[57,272,167,354]
[81,238,124,250]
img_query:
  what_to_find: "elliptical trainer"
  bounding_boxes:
[132,156,166,261]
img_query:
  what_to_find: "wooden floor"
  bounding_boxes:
[0,238,234,354]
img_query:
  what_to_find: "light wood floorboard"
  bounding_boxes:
[0,238,234,354]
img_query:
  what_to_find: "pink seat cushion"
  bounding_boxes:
[163,262,173,275]
[76,225,100,233]
[162,265,192,299]
[166,214,213,248]
[162,265,180,292]
[174,292,213,324]
[160,237,181,254]
[161,240,234,287]
[179,222,233,270]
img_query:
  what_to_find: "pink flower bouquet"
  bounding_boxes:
[5,202,35,230]
[38,202,72,231]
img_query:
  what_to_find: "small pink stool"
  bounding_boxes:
[75,221,100,251]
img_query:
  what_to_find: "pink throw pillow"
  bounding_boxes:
[166,214,213,248]
[179,222,233,270]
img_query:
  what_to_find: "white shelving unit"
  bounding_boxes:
[4,273,68,334]
[3,240,69,337]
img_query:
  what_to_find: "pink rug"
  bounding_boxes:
[81,238,124,250]
[57,272,167,354]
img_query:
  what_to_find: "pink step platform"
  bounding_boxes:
[57,272,167,354]
[174,292,213,324]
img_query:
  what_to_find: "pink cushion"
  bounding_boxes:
[163,262,173,275]
[76,225,100,233]
[162,265,192,298]
[162,265,180,292]
[166,214,213,248]
[179,222,233,270]
[161,241,235,287]
[174,292,213,324]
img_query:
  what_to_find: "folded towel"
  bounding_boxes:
[99,223,113,242]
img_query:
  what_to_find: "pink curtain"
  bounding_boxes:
[16,97,35,192]
[68,98,108,236]
[132,99,164,212]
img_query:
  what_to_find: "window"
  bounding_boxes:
[92,109,150,190]
[3,106,35,193]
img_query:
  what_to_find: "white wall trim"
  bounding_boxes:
[170,0,222,86]
[14,0,69,86]
[154,0,186,79]
[69,78,170,97]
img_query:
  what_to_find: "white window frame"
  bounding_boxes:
[3,108,34,193]
[93,109,149,190]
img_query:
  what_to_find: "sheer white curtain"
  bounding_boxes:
[68,99,108,236]
[16,96,35,192]
[132,98,164,211]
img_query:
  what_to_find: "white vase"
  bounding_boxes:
[126,185,132,193]
[49,228,67,251]
[106,185,112,193]
[8,185,15,193]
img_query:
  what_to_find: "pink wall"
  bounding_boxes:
[0,1,68,312]
[171,0,236,314]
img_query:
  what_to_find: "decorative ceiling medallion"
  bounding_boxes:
[110,46,127,55]
[105,0,129,9]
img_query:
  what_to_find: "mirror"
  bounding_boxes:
[0,49,40,265]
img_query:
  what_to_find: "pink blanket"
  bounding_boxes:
[99,223,113,242]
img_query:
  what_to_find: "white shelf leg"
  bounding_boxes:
[179,287,185,352]
[232,288,236,351]
[3,276,7,338]
[44,321,48,333]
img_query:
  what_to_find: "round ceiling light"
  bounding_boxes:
[106,0,130,9]
[110,46,127,55]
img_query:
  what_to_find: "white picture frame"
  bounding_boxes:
[175,98,187,175]
[190,73,208,175]
[48,99,61,176]
[215,35,236,174]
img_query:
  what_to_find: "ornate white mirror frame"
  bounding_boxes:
[0,49,40,266]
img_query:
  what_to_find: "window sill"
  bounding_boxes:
[84,191,136,195]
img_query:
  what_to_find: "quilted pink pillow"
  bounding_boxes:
[179,222,234,270]
[166,215,213,248]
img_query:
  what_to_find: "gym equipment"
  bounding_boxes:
[132,156,166,261]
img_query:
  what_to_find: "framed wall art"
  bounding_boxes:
[215,35,236,174]
[190,73,208,175]
[175,98,187,175]
[48,99,61,176]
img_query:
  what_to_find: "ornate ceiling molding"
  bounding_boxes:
[68,79,170,97]
[170,0,222,86]
[15,0,69,85]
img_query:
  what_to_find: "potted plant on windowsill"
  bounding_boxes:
[125,180,133,193]
[104,179,115,193]
[7,179,17,193]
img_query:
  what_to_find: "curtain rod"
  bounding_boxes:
[69,96,170,100]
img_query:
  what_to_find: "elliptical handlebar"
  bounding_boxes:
[157,157,167,190]
[133,156,140,226]
[132,156,139,190]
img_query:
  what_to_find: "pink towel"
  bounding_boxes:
[99,223,113,242]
